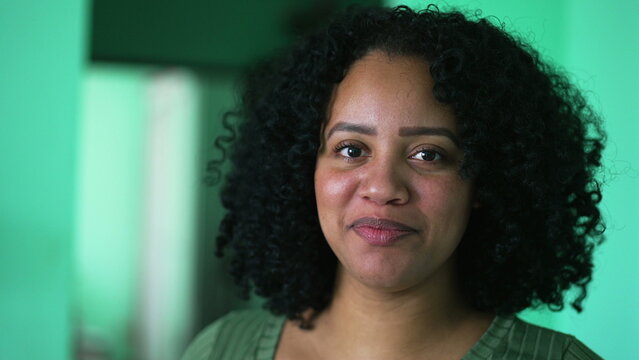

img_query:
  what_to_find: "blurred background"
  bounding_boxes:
[1,0,637,359]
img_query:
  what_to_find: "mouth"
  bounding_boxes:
[349,217,417,246]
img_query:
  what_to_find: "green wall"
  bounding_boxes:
[559,0,639,356]
[386,1,638,358]
[0,0,87,359]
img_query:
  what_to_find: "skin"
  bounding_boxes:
[275,51,493,360]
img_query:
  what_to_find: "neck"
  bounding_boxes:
[312,258,493,360]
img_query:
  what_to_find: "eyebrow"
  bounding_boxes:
[326,122,376,139]
[326,121,460,147]
[398,126,460,146]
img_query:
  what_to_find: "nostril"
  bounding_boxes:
[358,178,410,206]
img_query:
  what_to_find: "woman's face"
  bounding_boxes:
[314,51,474,292]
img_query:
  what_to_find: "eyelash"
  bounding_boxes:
[332,142,447,163]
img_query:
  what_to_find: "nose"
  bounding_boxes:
[358,159,410,206]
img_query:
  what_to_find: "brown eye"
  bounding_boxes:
[411,149,442,162]
[335,143,368,159]
[343,146,362,158]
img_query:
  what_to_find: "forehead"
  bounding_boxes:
[326,50,457,132]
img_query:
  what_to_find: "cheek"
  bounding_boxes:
[414,175,473,219]
[314,167,360,229]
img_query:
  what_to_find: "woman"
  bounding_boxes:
[184,5,605,360]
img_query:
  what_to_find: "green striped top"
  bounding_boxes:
[181,309,602,360]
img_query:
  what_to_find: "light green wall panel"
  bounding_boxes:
[76,65,152,359]
[0,0,87,359]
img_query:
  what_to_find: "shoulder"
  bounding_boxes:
[181,308,285,360]
[467,316,602,360]
[504,317,602,360]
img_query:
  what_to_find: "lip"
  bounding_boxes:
[349,217,417,246]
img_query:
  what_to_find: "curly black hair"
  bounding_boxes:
[211,5,605,322]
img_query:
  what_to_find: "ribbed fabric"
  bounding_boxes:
[463,316,602,360]
[181,309,284,360]
[181,309,602,360]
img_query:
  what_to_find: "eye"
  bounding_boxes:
[338,145,363,158]
[334,142,369,160]
[410,149,443,162]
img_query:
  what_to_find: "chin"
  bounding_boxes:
[347,256,427,292]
